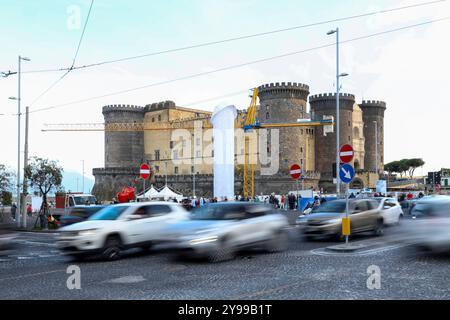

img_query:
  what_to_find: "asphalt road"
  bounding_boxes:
[1,226,449,300]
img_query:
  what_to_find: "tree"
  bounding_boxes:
[406,158,425,179]
[384,161,400,176]
[397,159,411,178]
[0,164,15,205]
[24,157,63,228]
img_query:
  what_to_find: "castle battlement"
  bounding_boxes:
[102,104,145,114]
[144,100,176,112]
[258,82,310,101]
[309,92,355,102]
[258,82,310,91]
[360,100,386,109]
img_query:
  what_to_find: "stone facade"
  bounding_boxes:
[93,83,386,200]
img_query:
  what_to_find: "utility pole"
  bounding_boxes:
[192,161,196,198]
[374,121,378,177]
[22,106,29,228]
[327,28,348,198]
[81,160,85,193]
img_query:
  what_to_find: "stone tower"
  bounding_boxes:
[309,93,356,181]
[359,100,386,174]
[257,82,313,173]
[102,104,145,168]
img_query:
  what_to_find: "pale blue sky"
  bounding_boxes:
[0,0,449,184]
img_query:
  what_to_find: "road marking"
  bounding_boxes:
[105,276,146,284]
[311,242,413,257]
[0,269,66,282]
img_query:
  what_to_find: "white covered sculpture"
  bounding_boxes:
[210,103,237,200]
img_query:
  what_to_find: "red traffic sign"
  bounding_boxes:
[140,164,151,180]
[339,144,354,163]
[290,164,302,180]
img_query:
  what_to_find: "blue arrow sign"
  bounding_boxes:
[339,163,355,184]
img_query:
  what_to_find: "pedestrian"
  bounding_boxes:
[26,203,33,217]
[349,193,355,199]
[10,203,17,221]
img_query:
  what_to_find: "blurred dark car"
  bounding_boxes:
[0,223,18,253]
[406,196,450,253]
[59,205,106,227]
[298,199,383,240]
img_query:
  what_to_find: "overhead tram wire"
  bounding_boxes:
[28,0,95,107]
[28,16,450,115]
[21,0,447,75]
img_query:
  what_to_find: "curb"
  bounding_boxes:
[325,243,368,253]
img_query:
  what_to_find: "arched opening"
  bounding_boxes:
[354,160,360,170]
[350,178,364,189]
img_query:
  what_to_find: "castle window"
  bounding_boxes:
[265,112,270,119]
[169,141,174,149]
[301,129,304,135]
[196,113,200,117]
[182,139,186,148]
[155,166,159,172]
[173,150,178,160]
[196,150,201,158]
[196,138,201,146]
[152,117,155,122]
[155,150,160,161]
[158,115,161,121]
[348,121,351,127]
[300,147,303,153]
[211,150,214,157]
[191,166,194,173]
[174,167,178,174]
[300,159,303,165]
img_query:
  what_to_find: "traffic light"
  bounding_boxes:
[434,171,442,185]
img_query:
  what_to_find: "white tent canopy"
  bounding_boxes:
[158,186,184,201]
[138,186,161,199]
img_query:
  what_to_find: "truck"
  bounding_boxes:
[51,192,97,220]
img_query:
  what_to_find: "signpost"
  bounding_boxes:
[140,164,151,195]
[339,144,354,164]
[290,164,301,209]
[339,161,355,245]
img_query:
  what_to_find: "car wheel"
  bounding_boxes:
[209,237,235,263]
[102,235,122,261]
[266,229,289,253]
[373,219,384,236]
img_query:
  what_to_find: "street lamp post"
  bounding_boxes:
[8,55,30,227]
[327,28,348,197]
[373,121,378,177]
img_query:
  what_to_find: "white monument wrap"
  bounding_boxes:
[210,103,237,200]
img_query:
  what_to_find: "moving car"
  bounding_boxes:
[298,199,383,240]
[374,197,403,225]
[56,202,189,260]
[406,196,450,253]
[158,202,289,262]
[59,205,106,227]
[0,224,18,254]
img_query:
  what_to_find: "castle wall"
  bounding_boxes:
[360,100,386,174]
[257,82,315,173]
[103,105,145,168]
[310,93,356,180]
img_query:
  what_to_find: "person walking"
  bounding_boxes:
[10,203,17,221]
[26,203,33,217]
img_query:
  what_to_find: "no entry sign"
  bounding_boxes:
[290,164,302,180]
[140,164,151,180]
[339,144,354,163]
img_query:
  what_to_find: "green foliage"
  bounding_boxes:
[24,157,63,196]
[1,191,12,205]
[0,164,14,193]
[384,158,425,179]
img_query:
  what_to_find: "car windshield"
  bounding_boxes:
[88,205,128,221]
[73,196,97,205]
[311,201,346,213]
[190,204,244,220]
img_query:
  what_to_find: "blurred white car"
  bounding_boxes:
[158,202,290,262]
[374,197,403,225]
[57,202,188,260]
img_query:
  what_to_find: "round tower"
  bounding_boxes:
[309,93,356,179]
[102,104,145,168]
[359,100,386,174]
[257,82,312,173]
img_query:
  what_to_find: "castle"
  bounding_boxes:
[92,82,386,200]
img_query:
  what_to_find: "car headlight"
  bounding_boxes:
[189,236,218,245]
[78,229,98,237]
